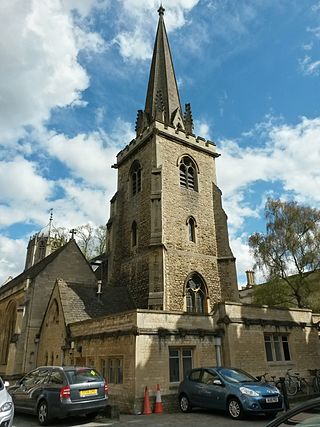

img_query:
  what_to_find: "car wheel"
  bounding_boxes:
[37,400,50,426]
[227,397,243,420]
[179,394,192,413]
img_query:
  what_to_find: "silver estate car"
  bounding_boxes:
[0,377,14,427]
[8,366,108,425]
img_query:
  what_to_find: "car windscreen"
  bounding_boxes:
[65,368,104,384]
[0,378,3,389]
[219,368,257,383]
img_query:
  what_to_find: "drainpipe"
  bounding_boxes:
[214,336,222,366]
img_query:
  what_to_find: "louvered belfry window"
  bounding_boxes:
[131,161,142,195]
[179,156,197,191]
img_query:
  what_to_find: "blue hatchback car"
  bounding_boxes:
[178,367,283,420]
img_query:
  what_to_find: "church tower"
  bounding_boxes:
[106,7,239,311]
[24,212,66,270]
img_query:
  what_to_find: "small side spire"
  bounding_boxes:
[184,103,194,135]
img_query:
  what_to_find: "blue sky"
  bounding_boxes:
[1,0,320,287]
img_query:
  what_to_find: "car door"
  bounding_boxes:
[185,369,204,407]
[26,368,52,413]
[200,369,227,410]
[10,369,41,412]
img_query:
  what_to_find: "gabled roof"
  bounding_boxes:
[0,240,76,294]
[57,279,136,325]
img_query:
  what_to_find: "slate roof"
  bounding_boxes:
[57,279,136,325]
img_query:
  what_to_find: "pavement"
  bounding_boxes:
[12,410,270,427]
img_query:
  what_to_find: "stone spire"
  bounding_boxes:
[136,6,190,136]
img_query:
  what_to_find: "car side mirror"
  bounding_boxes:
[4,381,9,387]
[213,379,223,386]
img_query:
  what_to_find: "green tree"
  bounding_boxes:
[55,224,106,260]
[75,224,106,260]
[249,198,320,309]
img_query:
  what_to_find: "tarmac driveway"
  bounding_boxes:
[12,409,270,427]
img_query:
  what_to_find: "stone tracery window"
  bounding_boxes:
[179,156,198,191]
[185,273,207,314]
[130,160,142,196]
[0,301,16,364]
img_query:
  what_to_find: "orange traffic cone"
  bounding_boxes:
[143,386,152,415]
[153,384,163,414]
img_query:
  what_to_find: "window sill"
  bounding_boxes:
[267,361,295,367]
[169,383,179,390]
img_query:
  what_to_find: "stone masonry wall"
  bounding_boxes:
[68,310,219,412]
[158,132,223,311]
[215,302,320,380]
[109,137,155,308]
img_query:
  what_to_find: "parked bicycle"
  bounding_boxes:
[309,369,320,393]
[257,372,281,391]
[284,368,308,396]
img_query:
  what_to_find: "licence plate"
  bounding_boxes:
[266,397,278,403]
[80,389,98,397]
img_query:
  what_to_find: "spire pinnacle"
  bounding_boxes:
[136,7,188,136]
[158,5,165,16]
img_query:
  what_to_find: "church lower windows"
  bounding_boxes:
[101,357,123,384]
[179,156,198,191]
[185,273,207,313]
[130,160,142,195]
[169,347,192,383]
[264,333,291,362]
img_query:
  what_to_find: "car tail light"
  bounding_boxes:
[60,385,70,399]
[104,381,109,395]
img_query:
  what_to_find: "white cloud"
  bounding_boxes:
[0,0,104,146]
[0,236,27,285]
[47,181,108,227]
[300,55,320,75]
[0,157,54,227]
[217,116,320,277]
[194,120,211,140]
[62,0,110,18]
[113,0,199,61]
[0,157,51,203]
[46,131,117,188]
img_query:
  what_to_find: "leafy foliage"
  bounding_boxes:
[249,199,320,309]
[54,224,106,260]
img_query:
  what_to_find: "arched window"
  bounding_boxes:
[187,216,196,242]
[131,221,138,247]
[0,302,16,364]
[130,160,142,196]
[179,156,198,191]
[185,273,207,314]
[38,240,46,260]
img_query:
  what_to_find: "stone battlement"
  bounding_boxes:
[116,121,218,166]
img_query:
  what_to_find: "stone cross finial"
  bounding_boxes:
[158,5,165,15]
[69,229,77,240]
